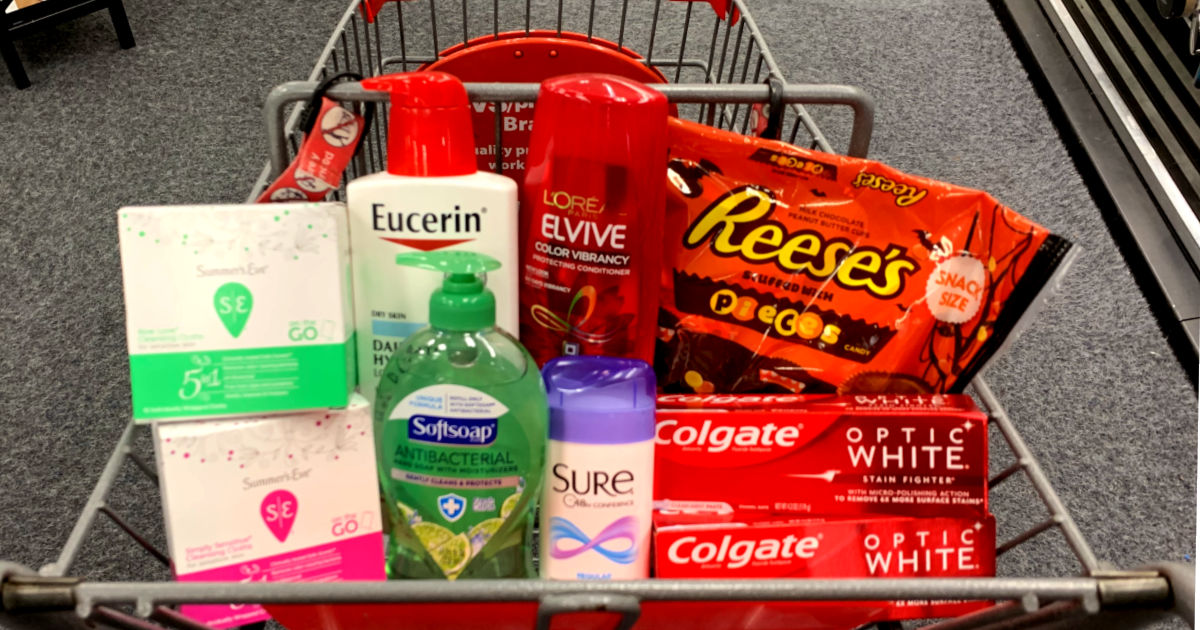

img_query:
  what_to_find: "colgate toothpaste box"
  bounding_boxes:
[655,394,988,517]
[653,510,996,624]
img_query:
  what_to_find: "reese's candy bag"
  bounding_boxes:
[658,118,1073,394]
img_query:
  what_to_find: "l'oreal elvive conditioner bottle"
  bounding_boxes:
[347,72,518,402]
[518,74,669,366]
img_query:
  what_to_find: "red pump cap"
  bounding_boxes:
[361,72,478,177]
[526,74,668,168]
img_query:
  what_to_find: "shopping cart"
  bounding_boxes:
[0,0,1193,628]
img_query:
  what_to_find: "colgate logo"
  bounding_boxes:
[655,419,803,453]
[667,534,820,568]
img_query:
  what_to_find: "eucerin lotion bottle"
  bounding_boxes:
[346,72,518,402]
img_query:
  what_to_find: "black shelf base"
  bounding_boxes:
[2,0,135,89]
[992,0,1200,383]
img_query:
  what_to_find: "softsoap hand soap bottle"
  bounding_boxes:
[374,251,547,580]
[348,72,518,403]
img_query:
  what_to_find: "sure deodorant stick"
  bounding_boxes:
[540,356,656,580]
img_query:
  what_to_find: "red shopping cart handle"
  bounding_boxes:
[360,0,739,24]
[360,0,401,23]
[671,0,740,24]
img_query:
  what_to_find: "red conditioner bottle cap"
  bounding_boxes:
[361,72,478,177]
[527,74,668,168]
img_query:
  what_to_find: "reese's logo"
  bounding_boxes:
[683,186,919,299]
[851,172,928,207]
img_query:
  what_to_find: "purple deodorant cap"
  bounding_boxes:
[542,356,656,445]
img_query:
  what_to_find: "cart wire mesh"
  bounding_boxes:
[245,0,873,202]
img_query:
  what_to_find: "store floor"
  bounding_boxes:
[0,0,1195,628]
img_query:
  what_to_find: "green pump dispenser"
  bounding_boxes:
[396,251,500,332]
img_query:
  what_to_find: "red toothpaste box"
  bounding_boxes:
[655,394,988,517]
[653,509,996,625]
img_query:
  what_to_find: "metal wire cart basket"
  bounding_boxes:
[0,1,1194,628]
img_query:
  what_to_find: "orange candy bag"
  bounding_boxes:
[657,118,1073,394]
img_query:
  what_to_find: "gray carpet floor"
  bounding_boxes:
[0,0,1196,628]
